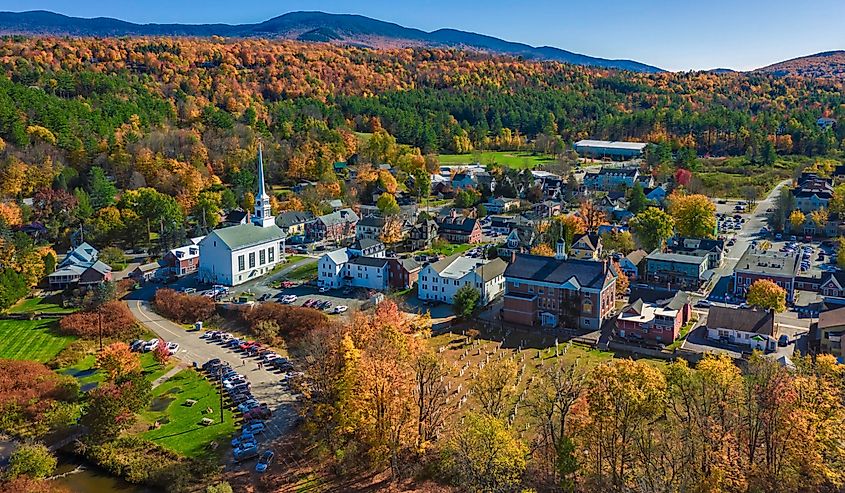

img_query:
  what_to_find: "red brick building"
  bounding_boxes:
[733,247,800,303]
[387,257,421,290]
[615,291,691,345]
[502,241,616,331]
[436,210,482,244]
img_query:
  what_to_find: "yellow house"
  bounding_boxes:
[569,233,603,261]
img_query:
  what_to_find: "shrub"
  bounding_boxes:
[6,444,56,480]
[154,289,215,323]
[59,301,137,339]
[244,303,331,338]
[0,268,28,311]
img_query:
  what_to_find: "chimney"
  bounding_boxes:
[510,251,516,264]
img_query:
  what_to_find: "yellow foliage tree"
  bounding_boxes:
[530,244,555,257]
[789,210,805,232]
[746,279,787,313]
[0,202,22,226]
[667,192,716,238]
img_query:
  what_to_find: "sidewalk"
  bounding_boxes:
[151,365,183,389]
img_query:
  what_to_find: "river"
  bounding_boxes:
[49,456,159,493]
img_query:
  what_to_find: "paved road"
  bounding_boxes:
[127,300,299,450]
[704,179,790,301]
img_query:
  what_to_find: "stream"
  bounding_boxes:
[49,455,159,493]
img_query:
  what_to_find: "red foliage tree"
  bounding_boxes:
[0,360,76,423]
[58,301,136,338]
[154,288,216,323]
[674,168,692,187]
[245,303,331,338]
[153,338,170,365]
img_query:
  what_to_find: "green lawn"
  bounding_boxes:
[7,297,76,314]
[141,369,236,458]
[285,260,318,281]
[438,151,555,169]
[0,319,76,362]
[420,242,476,257]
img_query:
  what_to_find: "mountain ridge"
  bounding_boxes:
[0,10,665,73]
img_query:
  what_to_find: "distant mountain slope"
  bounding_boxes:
[756,51,845,78]
[0,10,664,73]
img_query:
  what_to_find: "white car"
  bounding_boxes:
[280,295,297,304]
[166,342,180,355]
[142,339,159,352]
[332,305,349,314]
[318,287,329,293]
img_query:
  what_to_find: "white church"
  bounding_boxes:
[198,147,286,286]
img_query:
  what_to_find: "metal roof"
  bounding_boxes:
[202,224,284,252]
[574,139,648,151]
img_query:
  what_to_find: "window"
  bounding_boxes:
[268,247,274,262]
[259,249,266,265]
[238,255,245,271]
[249,252,256,269]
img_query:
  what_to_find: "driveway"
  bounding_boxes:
[127,300,299,454]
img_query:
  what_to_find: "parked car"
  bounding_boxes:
[255,450,274,473]
[243,405,272,421]
[243,421,266,435]
[332,305,349,314]
[778,335,790,347]
[318,286,329,293]
[129,339,144,352]
[142,339,159,352]
[231,432,255,448]
[166,342,180,355]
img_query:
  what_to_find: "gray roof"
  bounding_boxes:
[319,208,359,227]
[276,210,314,228]
[395,257,421,272]
[61,242,97,268]
[86,260,112,275]
[625,249,648,266]
[479,258,507,282]
[358,216,386,228]
[707,306,775,336]
[350,238,383,251]
[574,140,647,151]
[735,247,800,277]
[203,224,285,252]
[646,251,708,266]
[504,254,612,290]
[347,256,389,268]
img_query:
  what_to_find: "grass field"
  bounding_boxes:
[694,156,799,198]
[7,297,76,314]
[285,260,318,281]
[141,369,236,458]
[419,242,475,257]
[0,319,76,362]
[438,151,555,169]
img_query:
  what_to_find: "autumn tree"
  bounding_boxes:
[613,260,629,294]
[413,351,448,450]
[153,338,171,365]
[530,243,555,257]
[59,301,136,339]
[376,193,400,216]
[472,358,517,419]
[746,279,787,313]
[5,444,56,480]
[578,199,607,232]
[441,413,527,492]
[96,342,141,382]
[630,207,675,251]
[667,192,716,238]
[601,230,636,255]
[379,215,404,245]
[810,208,829,229]
[789,210,805,232]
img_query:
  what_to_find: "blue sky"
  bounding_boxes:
[4,0,845,71]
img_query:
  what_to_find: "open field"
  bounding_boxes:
[693,155,800,198]
[419,242,475,257]
[141,369,236,458]
[438,151,555,169]
[284,260,318,281]
[0,319,76,362]
[7,296,76,314]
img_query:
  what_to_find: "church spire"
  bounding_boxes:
[252,143,275,228]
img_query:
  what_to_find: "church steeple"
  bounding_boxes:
[252,144,275,228]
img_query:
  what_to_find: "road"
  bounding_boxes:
[704,179,790,302]
[127,300,299,451]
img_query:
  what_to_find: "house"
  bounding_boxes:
[356,216,387,241]
[819,271,845,299]
[793,175,833,213]
[162,243,201,277]
[531,170,564,199]
[475,171,497,194]
[418,253,506,305]
[573,140,647,160]
[644,186,667,203]
[706,305,778,352]
[616,291,691,345]
[734,247,801,303]
[317,247,389,291]
[48,242,112,289]
[307,208,359,242]
[502,240,616,330]
[276,211,315,241]
[130,262,161,282]
[569,234,603,261]
[584,166,641,191]
[636,174,655,188]
[198,148,286,286]
[436,210,482,244]
[533,200,562,218]
[645,250,708,289]
[348,238,386,258]
[497,226,536,257]
[665,237,725,270]
[817,306,845,358]
[489,214,534,235]
[408,219,439,250]
[619,249,647,280]
[485,197,521,214]
[387,257,421,290]
[451,173,478,190]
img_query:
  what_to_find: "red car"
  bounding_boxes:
[243,405,272,421]
[239,341,257,351]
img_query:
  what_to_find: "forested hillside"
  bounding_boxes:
[0,36,842,227]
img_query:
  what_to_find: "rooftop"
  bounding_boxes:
[504,254,612,290]
[203,223,285,252]
[574,139,648,151]
[735,247,801,277]
[818,306,845,329]
[707,306,776,336]
[646,251,708,266]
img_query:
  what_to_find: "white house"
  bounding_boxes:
[317,245,389,290]
[706,305,778,352]
[198,147,286,286]
[418,253,507,305]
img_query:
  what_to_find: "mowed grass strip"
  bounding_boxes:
[7,297,76,314]
[438,151,555,169]
[0,319,76,362]
[141,369,236,458]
